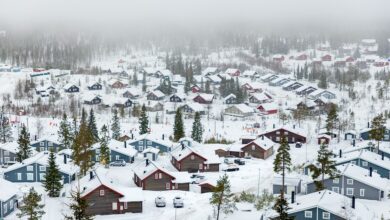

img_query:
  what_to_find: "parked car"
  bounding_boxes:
[155,196,166,207]
[109,159,126,167]
[190,174,205,184]
[234,158,245,165]
[224,156,235,164]
[222,163,239,172]
[173,196,184,208]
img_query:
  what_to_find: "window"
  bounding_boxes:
[27,173,34,181]
[332,187,339,193]
[116,155,120,160]
[350,161,356,165]
[362,161,368,166]
[124,202,128,209]
[155,173,159,180]
[112,202,117,210]
[40,142,45,146]
[27,165,34,171]
[191,155,195,160]
[346,188,354,196]
[100,190,105,196]
[40,173,46,181]
[95,149,100,154]
[4,151,9,156]
[276,137,280,141]
[165,183,170,190]
[360,189,365,197]
[147,141,152,145]
[17,173,22,180]
[323,212,330,219]
[304,211,312,218]
[10,200,14,209]
[291,137,295,142]
[138,141,143,145]
[347,179,353,185]
[40,147,44,151]
[333,178,339,184]
[199,163,203,170]
[276,131,280,135]
[252,145,255,150]
[40,166,46,172]
[48,142,53,146]
[284,131,288,135]
[159,173,162,179]
[4,203,7,213]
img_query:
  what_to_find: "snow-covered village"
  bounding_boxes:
[1,1,390,220]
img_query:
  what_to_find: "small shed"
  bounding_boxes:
[344,130,357,140]
[199,181,216,193]
[317,134,331,145]
[142,148,160,161]
[272,175,302,195]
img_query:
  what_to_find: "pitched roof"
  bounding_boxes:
[0,142,20,154]
[132,160,174,180]
[0,178,19,201]
[244,136,275,150]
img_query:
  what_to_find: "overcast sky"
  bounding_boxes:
[1,0,389,35]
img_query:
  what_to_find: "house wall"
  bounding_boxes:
[200,184,215,193]
[4,163,72,183]
[143,170,174,191]
[0,150,17,165]
[272,184,300,194]
[264,129,306,143]
[130,139,170,153]
[307,175,382,200]
[31,140,63,153]
[84,185,123,215]
[1,195,17,218]
[177,153,206,173]
[121,201,142,213]
[241,144,269,159]
[286,207,345,220]
[175,183,190,191]
[206,164,220,172]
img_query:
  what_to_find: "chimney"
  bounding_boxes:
[261,135,264,140]
[352,196,355,209]
[339,149,342,158]
[293,124,296,129]
[291,191,295,204]
[131,133,134,140]
[273,124,275,129]
[181,143,185,150]
[367,122,370,128]
[89,171,94,180]
[162,134,165,140]
[352,139,355,147]
[63,154,67,164]
[124,141,127,148]
[369,167,373,177]
[34,135,37,141]
[382,152,385,160]
[146,159,149,166]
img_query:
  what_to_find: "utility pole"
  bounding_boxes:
[257,168,261,197]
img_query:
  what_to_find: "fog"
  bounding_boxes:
[1,0,390,35]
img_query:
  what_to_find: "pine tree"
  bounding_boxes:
[191,112,203,143]
[17,187,45,220]
[370,114,386,151]
[205,81,211,94]
[43,151,63,197]
[142,72,147,92]
[139,104,149,135]
[111,109,120,140]
[133,68,138,86]
[65,187,93,220]
[88,109,99,142]
[72,118,94,175]
[17,124,31,162]
[58,113,72,149]
[210,174,236,220]
[173,108,185,141]
[0,106,12,143]
[273,135,292,220]
[309,143,338,191]
[273,196,293,220]
[326,104,338,133]
[99,125,110,166]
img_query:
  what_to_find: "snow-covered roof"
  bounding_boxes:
[260,73,275,80]
[228,104,254,114]
[224,68,240,74]
[0,178,19,201]
[242,70,258,76]
[185,102,205,112]
[82,93,101,102]
[207,75,222,83]
[149,90,165,98]
[272,174,301,186]
[250,92,271,101]
[142,147,160,154]
[63,83,78,90]
[269,190,374,220]
[335,150,390,170]
[282,80,298,88]
[143,67,158,74]
[0,142,20,154]
[4,151,79,175]
[261,125,306,138]
[92,139,137,157]
[223,93,236,101]
[195,93,214,102]
[122,88,141,96]
[258,102,278,111]
[361,39,376,44]
[171,172,192,184]
[30,135,61,145]
[338,163,388,191]
[133,160,173,180]
[245,136,274,150]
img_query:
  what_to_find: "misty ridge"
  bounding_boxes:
[0,0,390,69]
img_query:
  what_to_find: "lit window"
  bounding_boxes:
[100,190,105,196]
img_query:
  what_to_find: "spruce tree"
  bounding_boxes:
[139,104,149,135]
[173,108,185,141]
[309,143,338,191]
[58,113,72,149]
[370,113,386,151]
[65,188,93,220]
[111,109,120,140]
[0,106,12,143]
[210,174,236,220]
[99,125,110,166]
[273,135,292,220]
[17,124,31,162]
[17,187,45,220]
[133,68,138,86]
[191,112,203,143]
[72,118,94,175]
[273,196,293,220]
[142,72,147,92]
[43,151,63,197]
[326,104,338,133]
[88,109,99,142]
